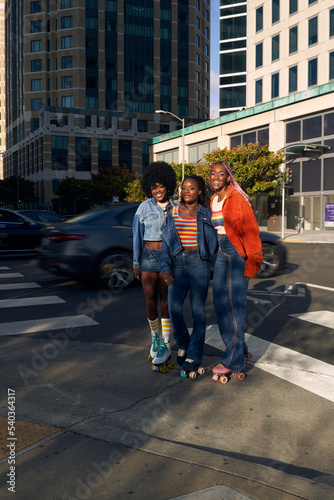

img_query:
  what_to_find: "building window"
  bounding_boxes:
[255,79,263,103]
[62,95,73,108]
[52,135,68,170]
[205,27,209,38]
[309,0,317,4]
[289,26,298,54]
[61,0,72,7]
[196,71,200,83]
[196,17,200,29]
[256,42,263,68]
[205,44,209,56]
[31,98,42,110]
[75,138,91,171]
[330,52,334,80]
[197,0,200,10]
[289,66,297,92]
[256,7,263,32]
[31,40,41,52]
[196,89,200,101]
[308,58,317,86]
[272,34,279,61]
[271,72,279,98]
[61,76,73,89]
[86,96,98,108]
[30,1,41,13]
[330,9,334,37]
[31,20,42,33]
[290,0,298,14]
[205,9,209,21]
[61,36,73,49]
[196,35,200,48]
[31,79,42,91]
[61,16,72,29]
[309,17,318,46]
[61,56,73,69]
[272,0,280,24]
[196,53,200,65]
[31,59,42,72]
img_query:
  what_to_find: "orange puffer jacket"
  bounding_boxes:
[210,186,263,277]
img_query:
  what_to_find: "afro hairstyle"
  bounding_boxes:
[141,161,177,198]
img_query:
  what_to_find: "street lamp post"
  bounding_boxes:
[155,110,185,181]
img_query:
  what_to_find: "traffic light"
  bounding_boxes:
[286,168,293,183]
[275,169,281,183]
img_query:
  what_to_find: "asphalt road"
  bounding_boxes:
[0,244,333,500]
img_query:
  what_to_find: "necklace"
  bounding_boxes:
[157,200,169,210]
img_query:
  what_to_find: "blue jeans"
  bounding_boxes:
[141,246,162,273]
[168,251,211,365]
[213,235,249,371]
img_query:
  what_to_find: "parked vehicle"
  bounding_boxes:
[0,207,46,253]
[18,210,66,223]
[39,203,287,290]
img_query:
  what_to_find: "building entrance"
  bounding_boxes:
[303,196,321,231]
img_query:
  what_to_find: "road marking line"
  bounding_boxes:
[0,296,65,308]
[297,282,334,292]
[0,315,99,336]
[0,267,9,270]
[0,283,41,290]
[289,310,334,329]
[0,273,23,278]
[205,325,334,403]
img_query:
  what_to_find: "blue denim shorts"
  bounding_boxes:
[141,246,162,273]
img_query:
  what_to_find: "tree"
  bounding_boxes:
[52,177,91,215]
[0,176,37,208]
[90,165,136,204]
[203,143,284,197]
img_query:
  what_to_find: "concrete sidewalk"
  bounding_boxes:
[0,333,333,500]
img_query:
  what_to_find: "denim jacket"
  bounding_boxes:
[133,197,175,269]
[159,205,217,274]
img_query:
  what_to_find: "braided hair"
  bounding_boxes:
[209,161,249,202]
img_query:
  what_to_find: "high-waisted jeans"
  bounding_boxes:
[168,251,211,365]
[213,235,249,371]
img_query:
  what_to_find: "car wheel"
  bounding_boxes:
[257,243,281,278]
[98,252,134,290]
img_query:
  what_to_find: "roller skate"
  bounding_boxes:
[180,358,205,380]
[148,334,161,362]
[152,339,175,373]
[244,352,253,360]
[177,348,187,368]
[212,364,245,384]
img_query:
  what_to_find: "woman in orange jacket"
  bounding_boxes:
[209,161,263,381]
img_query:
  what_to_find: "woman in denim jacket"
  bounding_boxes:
[132,161,176,366]
[160,175,217,375]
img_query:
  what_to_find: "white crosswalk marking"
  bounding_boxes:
[0,296,65,308]
[0,315,99,336]
[0,266,10,270]
[0,282,41,290]
[289,310,334,329]
[205,324,334,403]
[0,273,24,278]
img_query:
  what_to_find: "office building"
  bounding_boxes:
[152,2,334,232]
[0,0,5,178]
[3,0,210,206]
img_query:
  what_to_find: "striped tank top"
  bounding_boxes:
[211,195,226,235]
[172,206,197,248]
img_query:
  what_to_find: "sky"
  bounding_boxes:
[210,0,220,119]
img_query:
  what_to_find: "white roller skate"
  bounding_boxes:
[148,334,161,362]
[152,339,174,373]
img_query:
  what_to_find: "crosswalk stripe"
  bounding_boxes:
[0,273,24,278]
[205,324,334,403]
[0,296,65,308]
[289,310,334,329]
[0,267,9,270]
[297,282,334,293]
[0,282,41,290]
[0,315,99,336]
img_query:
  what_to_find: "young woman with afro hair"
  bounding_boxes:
[133,161,177,367]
